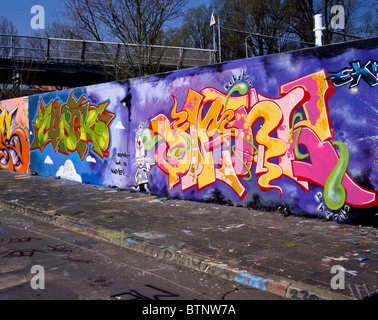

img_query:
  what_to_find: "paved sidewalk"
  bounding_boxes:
[0,169,377,300]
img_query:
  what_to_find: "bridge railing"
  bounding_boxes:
[0,34,216,68]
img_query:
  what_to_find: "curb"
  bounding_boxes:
[0,200,352,300]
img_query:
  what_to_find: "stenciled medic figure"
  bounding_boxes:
[131,134,155,193]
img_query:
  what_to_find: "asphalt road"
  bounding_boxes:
[0,207,287,303]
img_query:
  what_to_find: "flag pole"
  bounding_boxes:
[218,15,221,63]
[210,9,216,63]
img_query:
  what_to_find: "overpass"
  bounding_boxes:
[0,34,216,87]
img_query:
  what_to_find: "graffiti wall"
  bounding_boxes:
[4,37,378,224]
[0,96,30,173]
[29,89,116,184]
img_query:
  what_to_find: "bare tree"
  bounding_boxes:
[0,16,19,59]
[213,0,374,62]
[169,5,214,49]
[243,0,294,56]
[0,16,19,99]
[268,0,363,46]
[0,16,18,34]
[59,0,188,77]
[355,9,378,38]
[283,0,316,45]
[318,0,359,44]
[211,0,293,60]
[0,17,53,98]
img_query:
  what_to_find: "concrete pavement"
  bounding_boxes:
[0,169,377,300]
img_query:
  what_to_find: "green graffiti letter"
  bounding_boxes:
[324,141,349,211]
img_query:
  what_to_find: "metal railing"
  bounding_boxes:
[0,34,216,68]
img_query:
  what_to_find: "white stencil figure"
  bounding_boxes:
[131,125,155,193]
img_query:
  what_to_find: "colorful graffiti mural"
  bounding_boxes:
[0,97,29,173]
[142,69,376,214]
[30,92,115,161]
[1,37,376,224]
[326,59,378,88]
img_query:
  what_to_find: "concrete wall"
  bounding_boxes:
[1,37,377,224]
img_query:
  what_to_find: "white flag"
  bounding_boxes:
[210,12,216,26]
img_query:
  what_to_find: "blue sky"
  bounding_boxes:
[3,1,375,38]
[0,0,212,36]
[0,0,64,35]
